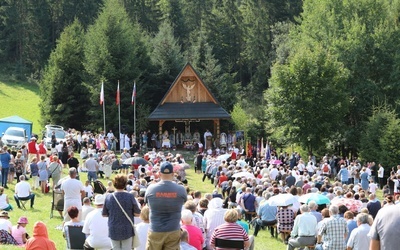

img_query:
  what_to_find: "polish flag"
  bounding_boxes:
[131,81,136,105]
[100,82,104,105]
[116,81,120,105]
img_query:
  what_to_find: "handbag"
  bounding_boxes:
[112,193,140,248]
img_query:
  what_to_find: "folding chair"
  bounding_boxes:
[215,238,244,250]
[17,197,30,210]
[65,225,85,250]
[20,200,28,210]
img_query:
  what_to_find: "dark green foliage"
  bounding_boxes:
[40,20,89,130]
[121,0,161,34]
[146,20,184,108]
[0,0,51,76]
[267,45,349,153]
[84,0,151,133]
[360,106,400,169]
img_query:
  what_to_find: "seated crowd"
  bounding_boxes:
[0,138,399,250]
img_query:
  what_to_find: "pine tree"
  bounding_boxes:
[146,20,184,107]
[84,0,150,133]
[40,20,90,130]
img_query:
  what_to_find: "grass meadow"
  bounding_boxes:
[0,77,41,135]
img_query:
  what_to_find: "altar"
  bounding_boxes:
[162,140,171,148]
[161,130,171,148]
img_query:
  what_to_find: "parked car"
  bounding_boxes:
[43,124,67,148]
[1,127,28,148]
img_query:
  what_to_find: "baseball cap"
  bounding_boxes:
[160,162,173,174]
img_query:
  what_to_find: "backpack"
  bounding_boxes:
[15,159,23,174]
[323,164,329,173]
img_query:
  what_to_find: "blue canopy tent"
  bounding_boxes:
[0,115,33,138]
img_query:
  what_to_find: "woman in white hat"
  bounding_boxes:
[0,211,12,233]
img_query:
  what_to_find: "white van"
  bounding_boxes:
[1,127,28,148]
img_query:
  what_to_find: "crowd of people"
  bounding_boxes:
[191,148,400,250]
[0,130,400,250]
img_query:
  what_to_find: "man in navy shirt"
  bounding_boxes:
[144,162,187,250]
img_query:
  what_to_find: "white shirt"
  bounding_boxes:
[82,208,112,249]
[0,218,12,232]
[124,135,130,148]
[204,131,212,143]
[81,204,95,221]
[0,194,9,210]
[369,183,378,194]
[107,132,114,139]
[291,212,317,237]
[203,208,227,249]
[77,134,82,143]
[378,167,384,178]
[270,168,279,180]
[306,162,315,173]
[15,181,31,198]
[84,185,93,198]
[61,178,84,210]
[55,143,63,153]
[121,152,131,161]
[135,222,150,250]
[347,223,371,250]
[297,163,305,172]
[394,179,400,193]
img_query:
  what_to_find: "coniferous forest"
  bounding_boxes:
[2,0,400,166]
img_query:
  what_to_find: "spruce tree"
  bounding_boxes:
[40,19,89,130]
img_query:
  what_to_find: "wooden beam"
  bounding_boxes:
[158,120,165,140]
[214,119,220,139]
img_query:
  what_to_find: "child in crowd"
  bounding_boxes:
[30,157,39,189]
[83,180,93,199]
[11,216,29,246]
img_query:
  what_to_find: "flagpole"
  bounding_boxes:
[133,81,136,143]
[103,100,106,134]
[117,81,121,152]
[100,81,106,134]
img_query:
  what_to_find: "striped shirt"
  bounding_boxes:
[210,222,249,249]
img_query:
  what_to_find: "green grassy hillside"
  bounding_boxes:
[0,77,41,134]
